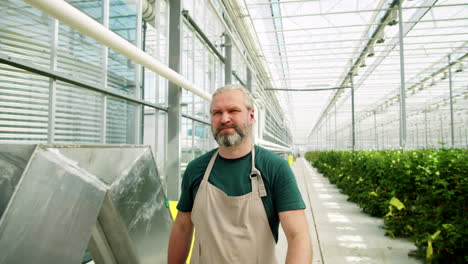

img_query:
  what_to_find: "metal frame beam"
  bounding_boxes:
[260,33,468,47]
[167,0,183,200]
[0,54,167,112]
[448,55,455,146]
[256,18,468,33]
[252,3,468,20]
[224,33,232,84]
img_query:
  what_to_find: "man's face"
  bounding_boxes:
[210,90,254,147]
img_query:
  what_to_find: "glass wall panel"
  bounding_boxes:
[181,23,194,116]
[106,97,136,144]
[108,0,137,95]
[0,65,49,142]
[193,123,213,156]
[204,1,224,47]
[194,95,208,123]
[144,67,158,104]
[143,0,169,107]
[181,2,224,93]
[206,52,215,91]
[108,49,136,95]
[109,0,137,42]
[0,0,52,68]
[181,117,193,171]
[65,0,103,23]
[55,81,103,143]
[156,110,167,184]
[193,36,205,90]
[183,0,224,48]
[449,61,466,148]
[182,24,194,82]
[181,22,223,121]
[232,46,246,84]
[214,57,224,89]
[143,107,167,193]
[57,23,103,87]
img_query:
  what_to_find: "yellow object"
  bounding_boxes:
[168,200,178,221]
[431,230,441,241]
[288,155,294,165]
[426,230,441,260]
[369,191,378,197]
[385,206,393,217]
[389,197,405,210]
[426,240,433,260]
[168,200,195,264]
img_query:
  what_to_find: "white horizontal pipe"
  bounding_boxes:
[23,0,212,102]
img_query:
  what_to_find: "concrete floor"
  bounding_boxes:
[276,158,421,264]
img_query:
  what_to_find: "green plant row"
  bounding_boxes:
[305,149,468,263]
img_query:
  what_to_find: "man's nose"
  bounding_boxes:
[220,112,231,123]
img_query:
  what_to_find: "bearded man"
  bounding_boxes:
[168,84,312,264]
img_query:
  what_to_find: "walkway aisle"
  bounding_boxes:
[276,158,420,264]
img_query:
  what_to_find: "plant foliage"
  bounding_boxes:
[305,149,468,263]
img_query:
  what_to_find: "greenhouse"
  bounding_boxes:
[0,0,466,263]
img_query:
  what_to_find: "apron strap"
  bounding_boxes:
[202,149,219,183]
[250,146,267,197]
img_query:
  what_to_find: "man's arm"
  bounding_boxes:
[279,209,312,264]
[168,211,194,264]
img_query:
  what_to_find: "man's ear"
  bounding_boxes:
[249,108,255,123]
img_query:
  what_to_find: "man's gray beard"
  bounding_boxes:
[213,124,249,147]
[216,131,242,147]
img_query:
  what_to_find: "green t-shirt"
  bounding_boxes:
[177,145,306,242]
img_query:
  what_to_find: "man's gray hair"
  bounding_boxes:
[212,84,254,110]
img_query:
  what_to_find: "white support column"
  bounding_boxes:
[397,0,407,149]
[448,55,455,147]
[350,74,356,151]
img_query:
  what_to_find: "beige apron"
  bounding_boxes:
[190,148,278,264]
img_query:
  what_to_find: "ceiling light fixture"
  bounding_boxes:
[441,72,447,80]
[387,9,398,26]
[360,58,366,67]
[376,30,385,44]
[367,46,375,57]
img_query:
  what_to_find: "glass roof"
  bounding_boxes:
[240,0,468,145]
